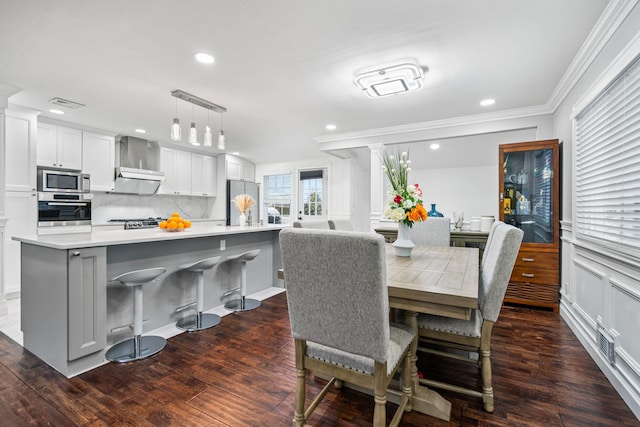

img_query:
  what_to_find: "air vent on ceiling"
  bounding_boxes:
[598,328,616,365]
[48,97,86,109]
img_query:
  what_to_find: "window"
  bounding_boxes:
[264,174,291,224]
[299,169,326,218]
[574,54,640,255]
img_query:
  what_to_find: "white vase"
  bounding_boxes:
[238,213,246,227]
[393,221,415,257]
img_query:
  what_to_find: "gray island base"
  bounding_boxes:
[15,224,285,377]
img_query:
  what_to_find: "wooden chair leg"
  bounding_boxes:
[480,348,494,412]
[373,362,386,427]
[293,340,307,426]
[402,349,413,412]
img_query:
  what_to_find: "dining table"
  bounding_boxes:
[385,243,479,421]
[277,243,479,422]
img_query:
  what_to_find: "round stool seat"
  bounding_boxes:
[178,256,222,272]
[224,249,262,312]
[106,267,167,363]
[226,249,261,263]
[176,256,223,332]
[111,267,167,286]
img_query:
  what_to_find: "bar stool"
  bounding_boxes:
[106,267,167,363]
[224,249,261,312]
[176,256,223,332]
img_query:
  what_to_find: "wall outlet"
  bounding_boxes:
[220,239,226,251]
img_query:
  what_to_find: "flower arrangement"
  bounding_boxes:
[232,194,255,214]
[381,149,427,227]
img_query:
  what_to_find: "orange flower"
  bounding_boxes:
[416,204,427,221]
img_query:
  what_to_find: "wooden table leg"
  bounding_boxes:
[403,311,451,421]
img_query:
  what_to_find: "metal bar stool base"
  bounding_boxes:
[224,298,261,312]
[176,313,221,332]
[106,335,166,363]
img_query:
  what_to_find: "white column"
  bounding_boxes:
[369,143,385,231]
[0,84,21,316]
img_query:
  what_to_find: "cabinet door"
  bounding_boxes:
[82,132,115,191]
[68,247,107,360]
[242,163,255,181]
[226,159,242,180]
[6,111,37,191]
[37,122,59,168]
[57,127,83,170]
[175,150,192,194]
[191,153,205,196]
[3,191,37,295]
[158,147,177,194]
[203,155,217,197]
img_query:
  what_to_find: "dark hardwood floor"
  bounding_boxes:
[0,292,638,426]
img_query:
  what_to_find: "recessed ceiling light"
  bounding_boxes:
[326,124,336,131]
[49,109,64,115]
[430,143,440,150]
[480,99,495,106]
[135,128,146,134]
[195,53,214,64]
[232,151,240,155]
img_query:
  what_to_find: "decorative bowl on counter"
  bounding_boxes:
[159,213,192,232]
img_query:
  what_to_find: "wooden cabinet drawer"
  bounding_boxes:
[510,266,559,285]
[514,250,558,270]
[505,281,558,306]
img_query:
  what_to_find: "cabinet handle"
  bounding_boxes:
[521,273,535,278]
[72,251,81,256]
[522,257,535,262]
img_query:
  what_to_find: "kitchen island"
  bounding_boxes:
[13,224,286,377]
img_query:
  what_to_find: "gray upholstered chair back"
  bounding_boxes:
[279,228,390,362]
[292,220,330,229]
[481,220,504,270]
[478,223,523,322]
[411,217,451,246]
[328,218,354,231]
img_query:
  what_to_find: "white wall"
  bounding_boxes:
[554,3,640,419]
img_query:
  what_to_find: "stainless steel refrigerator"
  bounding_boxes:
[226,179,260,226]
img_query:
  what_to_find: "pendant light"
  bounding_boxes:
[189,104,199,145]
[170,97,181,141]
[217,111,225,150]
[204,109,213,147]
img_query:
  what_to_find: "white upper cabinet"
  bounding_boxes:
[226,155,255,181]
[5,108,38,191]
[191,153,217,197]
[82,132,115,192]
[37,122,83,170]
[158,147,216,197]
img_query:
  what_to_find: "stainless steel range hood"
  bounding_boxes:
[113,136,164,195]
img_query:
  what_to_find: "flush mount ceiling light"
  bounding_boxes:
[480,98,495,106]
[354,62,425,97]
[195,52,214,64]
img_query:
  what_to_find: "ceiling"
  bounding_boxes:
[0,0,608,165]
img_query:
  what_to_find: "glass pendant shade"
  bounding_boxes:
[189,122,199,145]
[204,126,213,147]
[217,130,225,150]
[170,118,181,141]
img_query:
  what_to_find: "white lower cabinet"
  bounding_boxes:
[3,191,37,296]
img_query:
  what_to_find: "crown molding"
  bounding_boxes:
[546,0,639,112]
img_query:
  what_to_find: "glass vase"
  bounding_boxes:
[427,203,444,217]
[393,221,415,257]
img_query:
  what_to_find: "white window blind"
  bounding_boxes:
[575,54,640,253]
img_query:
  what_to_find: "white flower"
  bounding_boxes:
[389,207,405,222]
[401,152,407,158]
[403,199,414,209]
[406,160,411,164]
[407,185,416,193]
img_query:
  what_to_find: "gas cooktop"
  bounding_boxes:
[108,217,164,230]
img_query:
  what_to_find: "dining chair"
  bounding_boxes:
[416,222,523,412]
[279,228,414,427]
[328,218,354,230]
[410,217,451,246]
[292,219,330,229]
[481,220,504,270]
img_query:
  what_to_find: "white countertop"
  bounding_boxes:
[13,224,287,250]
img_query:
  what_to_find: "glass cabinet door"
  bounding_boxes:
[501,143,558,245]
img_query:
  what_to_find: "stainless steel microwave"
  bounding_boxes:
[37,168,90,193]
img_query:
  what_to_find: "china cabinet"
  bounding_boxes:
[499,139,560,312]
